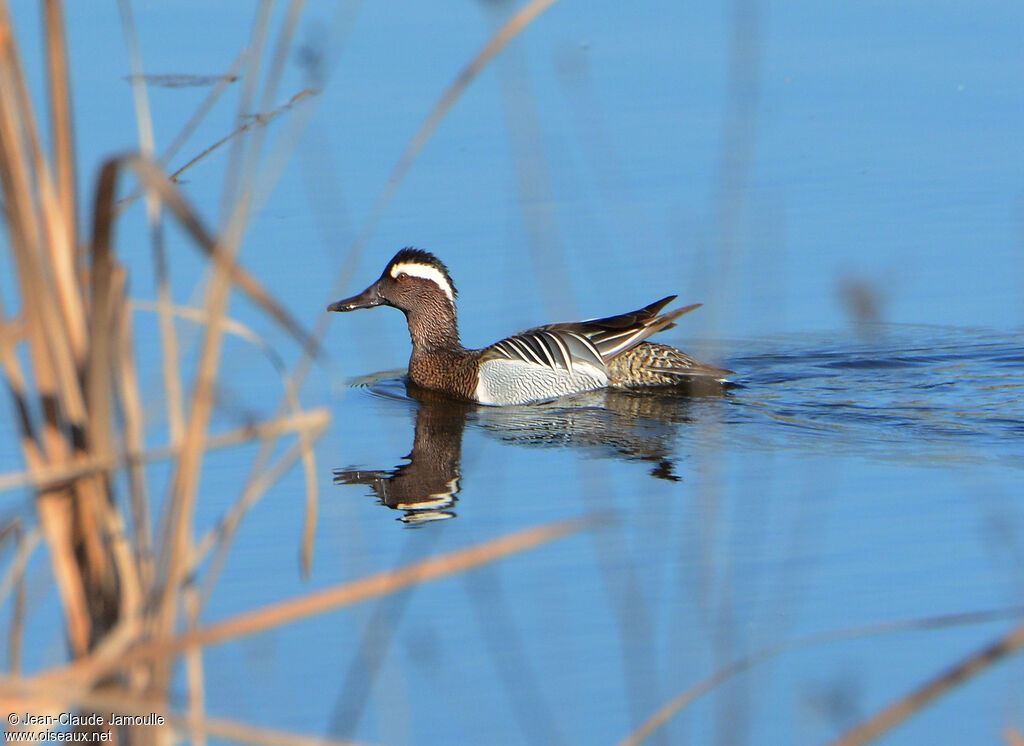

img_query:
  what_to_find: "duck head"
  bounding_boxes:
[327,248,457,314]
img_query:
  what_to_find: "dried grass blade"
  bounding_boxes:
[299,431,317,576]
[359,0,562,248]
[0,21,97,656]
[35,494,91,656]
[85,159,120,462]
[218,0,273,224]
[259,0,306,117]
[166,88,316,187]
[619,606,1024,746]
[0,18,85,429]
[0,525,41,609]
[125,155,320,354]
[238,0,308,208]
[0,409,329,494]
[115,51,247,215]
[827,621,1024,746]
[0,306,44,469]
[191,410,325,565]
[54,515,599,682]
[156,151,258,648]
[41,0,76,256]
[183,586,207,746]
[114,271,153,591]
[118,0,185,445]
[3,524,36,674]
[194,419,328,609]
[8,529,26,673]
[81,186,139,633]
[3,0,85,364]
[176,515,593,653]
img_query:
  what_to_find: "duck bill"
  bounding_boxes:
[327,281,384,312]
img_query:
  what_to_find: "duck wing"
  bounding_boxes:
[482,296,703,371]
[483,327,606,373]
[532,296,702,362]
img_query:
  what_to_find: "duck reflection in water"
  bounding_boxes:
[334,376,729,524]
[334,385,470,525]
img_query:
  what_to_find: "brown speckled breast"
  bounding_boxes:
[408,349,481,402]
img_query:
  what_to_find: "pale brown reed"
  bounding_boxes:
[0,1,574,743]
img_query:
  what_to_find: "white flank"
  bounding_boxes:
[390,262,455,302]
[475,358,608,406]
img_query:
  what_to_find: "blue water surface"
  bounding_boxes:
[2,1,1024,745]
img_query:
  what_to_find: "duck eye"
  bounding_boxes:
[396,272,409,281]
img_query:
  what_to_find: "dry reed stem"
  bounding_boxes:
[116,278,155,591]
[115,50,247,215]
[37,514,597,687]
[193,420,328,611]
[0,29,79,425]
[0,527,41,611]
[34,496,91,655]
[158,209,253,646]
[259,0,305,120]
[183,586,207,746]
[229,0,308,223]
[153,4,277,690]
[113,155,320,354]
[0,301,44,470]
[1,17,86,413]
[42,0,75,257]
[97,489,144,627]
[1005,726,1024,746]
[2,10,332,742]
[217,0,273,220]
[828,621,1024,746]
[145,153,315,352]
[157,0,317,656]
[85,158,119,466]
[6,523,28,673]
[2,8,118,650]
[130,299,280,353]
[156,514,595,660]
[0,67,93,650]
[1,287,91,656]
[299,442,317,575]
[128,299,320,579]
[119,0,185,453]
[0,408,328,493]
[168,88,316,188]
[0,523,40,609]
[619,606,1024,746]
[5,2,85,367]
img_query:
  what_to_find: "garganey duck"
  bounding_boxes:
[328,248,731,405]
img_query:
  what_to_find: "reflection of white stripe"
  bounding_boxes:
[390,262,455,302]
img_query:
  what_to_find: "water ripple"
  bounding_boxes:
[352,326,1023,467]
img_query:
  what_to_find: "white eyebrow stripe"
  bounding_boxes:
[389,262,455,302]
